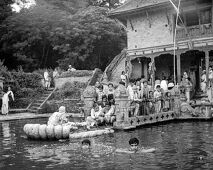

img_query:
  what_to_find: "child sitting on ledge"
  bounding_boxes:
[86,103,104,129]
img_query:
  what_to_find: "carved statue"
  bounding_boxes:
[180,95,197,117]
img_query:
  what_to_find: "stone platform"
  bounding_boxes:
[0,112,84,122]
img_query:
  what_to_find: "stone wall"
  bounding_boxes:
[127,9,173,50]
[54,76,91,89]
[40,99,84,114]
[109,57,126,84]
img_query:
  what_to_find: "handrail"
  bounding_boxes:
[38,87,58,110]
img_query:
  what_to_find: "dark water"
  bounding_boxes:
[1,119,213,170]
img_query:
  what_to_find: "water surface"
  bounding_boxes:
[1,118,213,170]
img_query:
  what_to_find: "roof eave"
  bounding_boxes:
[109,2,171,18]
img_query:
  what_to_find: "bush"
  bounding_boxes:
[0,63,45,108]
[10,98,31,109]
[53,81,87,100]
[59,70,93,78]
[11,71,43,89]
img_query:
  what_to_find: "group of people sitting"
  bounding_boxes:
[86,82,116,129]
[120,72,177,115]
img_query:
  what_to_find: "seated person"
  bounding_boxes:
[116,137,156,154]
[47,106,68,126]
[68,65,76,72]
[108,94,115,104]
[86,103,104,128]
[99,95,108,108]
[107,83,115,96]
[95,84,106,103]
[103,102,116,125]
[81,139,91,149]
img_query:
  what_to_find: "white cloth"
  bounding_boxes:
[44,71,49,81]
[2,93,9,115]
[53,71,59,79]
[127,85,134,100]
[68,68,76,72]
[7,91,14,101]
[160,80,168,91]
[201,74,207,92]
[154,90,161,99]
[47,112,66,126]
[121,74,126,82]
[90,106,102,119]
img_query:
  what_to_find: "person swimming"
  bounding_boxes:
[81,139,91,149]
[116,137,156,154]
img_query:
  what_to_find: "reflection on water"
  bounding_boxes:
[1,119,213,169]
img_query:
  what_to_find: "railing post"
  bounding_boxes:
[83,86,96,117]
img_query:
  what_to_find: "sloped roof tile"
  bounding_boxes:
[110,0,169,16]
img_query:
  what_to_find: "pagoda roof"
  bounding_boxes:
[109,0,171,16]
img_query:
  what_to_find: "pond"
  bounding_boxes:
[1,118,213,170]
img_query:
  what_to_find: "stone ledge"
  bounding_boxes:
[0,112,84,122]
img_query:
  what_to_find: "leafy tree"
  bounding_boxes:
[88,0,124,9]
[0,0,126,71]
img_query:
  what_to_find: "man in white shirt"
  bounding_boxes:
[68,65,76,72]
[47,106,68,126]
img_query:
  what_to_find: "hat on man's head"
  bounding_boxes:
[59,106,66,113]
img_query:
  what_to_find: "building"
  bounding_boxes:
[106,0,213,93]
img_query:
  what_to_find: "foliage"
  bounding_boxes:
[59,70,93,78]
[0,62,45,108]
[53,81,87,100]
[0,0,126,71]
[11,71,43,89]
[88,0,124,9]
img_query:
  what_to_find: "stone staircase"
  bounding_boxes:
[27,88,56,113]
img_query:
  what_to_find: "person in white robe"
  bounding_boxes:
[47,106,68,126]
[1,87,15,115]
[44,69,50,89]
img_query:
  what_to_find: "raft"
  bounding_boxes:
[23,123,78,140]
[69,128,114,139]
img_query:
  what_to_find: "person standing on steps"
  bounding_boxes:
[53,67,59,87]
[44,69,51,90]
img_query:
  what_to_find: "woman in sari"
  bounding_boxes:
[1,87,14,115]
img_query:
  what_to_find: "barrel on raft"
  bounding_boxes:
[23,123,79,140]
[69,128,114,139]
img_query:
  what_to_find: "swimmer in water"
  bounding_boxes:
[129,137,140,152]
[81,139,91,149]
[116,137,156,154]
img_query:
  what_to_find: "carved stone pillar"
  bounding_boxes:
[82,86,96,117]
[176,53,181,84]
[205,50,209,87]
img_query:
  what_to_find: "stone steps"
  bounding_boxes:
[27,88,55,113]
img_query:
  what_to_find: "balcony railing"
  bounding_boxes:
[176,23,213,41]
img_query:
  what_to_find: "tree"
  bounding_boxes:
[0,0,126,71]
[88,0,124,9]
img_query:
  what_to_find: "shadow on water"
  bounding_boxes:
[1,118,213,169]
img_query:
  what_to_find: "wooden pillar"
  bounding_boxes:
[212,0,213,32]
[176,53,181,84]
[152,56,155,89]
[205,50,209,87]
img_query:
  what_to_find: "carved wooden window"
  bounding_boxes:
[200,8,211,24]
[185,12,199,27]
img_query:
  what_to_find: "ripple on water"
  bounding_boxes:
[1,119,213,169]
